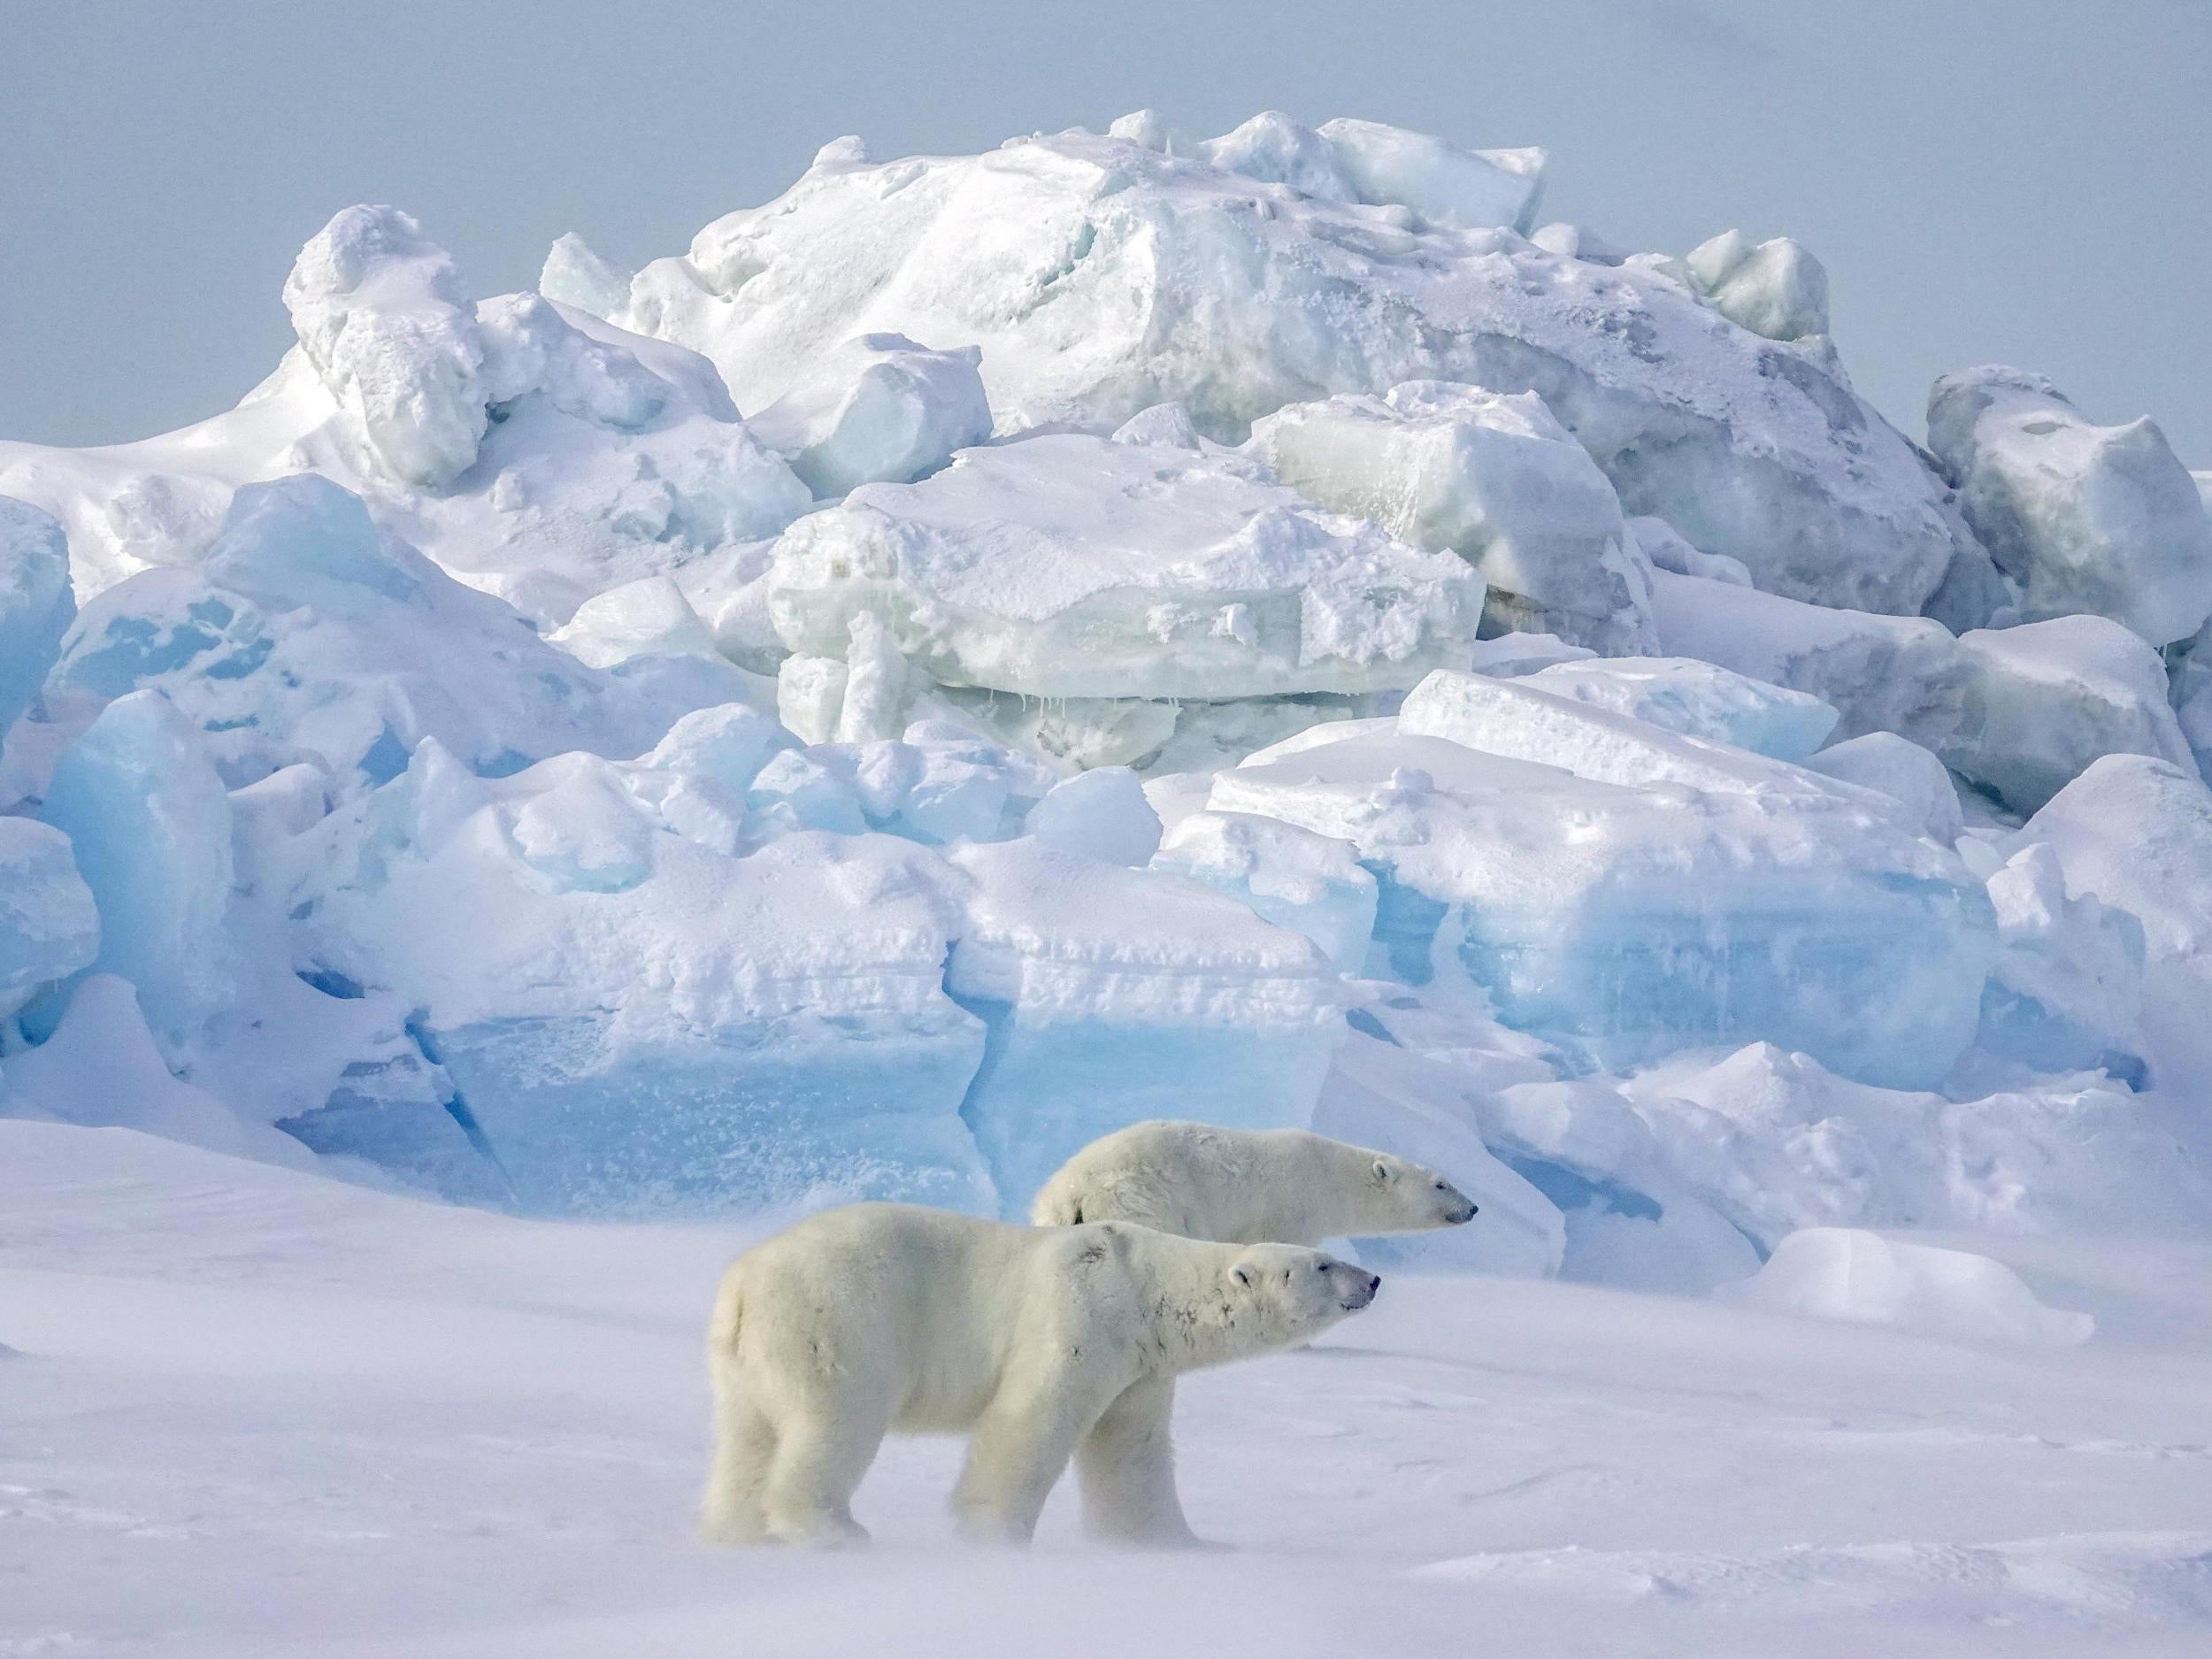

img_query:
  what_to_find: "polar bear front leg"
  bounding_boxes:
[952,1362,1117,1547]
[1075,1374,1206,1547]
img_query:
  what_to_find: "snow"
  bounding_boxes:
[1151,809,1379,972]
[766,430,1485,701]
[1717,1228,2095,1348]
[616,120,1973,615]
[1248,380,1657,653]
[11,1123,2212,1658]
[1020,765,1163,865]
[1928,366,2212,647]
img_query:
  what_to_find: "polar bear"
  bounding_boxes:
[702,1202,1379,1548]
[1031,1120,1479,1246]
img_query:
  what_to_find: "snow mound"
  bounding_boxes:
[617,119,1974,613]
[1804,733,1962,845]
[1248,380,1656,653]
[765,430,1484,701]
[1928,366,2212,647]
[1717,1228,2094,1348]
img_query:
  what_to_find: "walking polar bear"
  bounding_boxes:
[1032,1121,1479,1246]
[703,1202,1379,1548]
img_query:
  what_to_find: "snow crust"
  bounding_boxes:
[1717,1228,2094,1347]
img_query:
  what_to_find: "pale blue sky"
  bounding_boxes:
[4,0,2207,460]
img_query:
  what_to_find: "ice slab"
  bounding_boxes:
[1210,698,1995,1088]
[52,477,722,798]
[296,742,997,1213]
[766,431,1484,702]
[1978,842,2145,1078]
[617,120,1973,615]
[746,333,991,499]
[2015,755,2212,1090]
[1521,656,1838,762]
[1939,616,2193,814]
[944,837,1346,1210]
[1151,809,1379,972]
[0,817,98,1021]
[36,692,240,1048]
[1248,380,1655,653]
[1717,1229,2093,1348]
[1805,733,1963,846]
[1929,366,2212,647]
[1686,231,1830,342]
[0,497,74,742]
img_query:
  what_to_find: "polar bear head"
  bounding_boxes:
[1360,1153,1479,1233]
[1227,1244,1380,1348]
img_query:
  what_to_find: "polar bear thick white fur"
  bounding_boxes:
[703,1202,1379,1548]
[1031,1120,1479,1246]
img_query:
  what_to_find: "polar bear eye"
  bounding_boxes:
[1371,1159,1390,1184]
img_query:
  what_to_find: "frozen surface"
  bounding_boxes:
[1928,366,2212,646]
[1977,841,2146,1077]
[1151,809,1379,972]
[617,120,1974,614]
[10,1123,2212,1659]
[1717,1228,2095,1348]
[767,431,1483,701]
[1248,380,1656,652]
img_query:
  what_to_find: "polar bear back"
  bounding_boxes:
[1031,1119,1473,1246]
[1032,1121,1348,1245]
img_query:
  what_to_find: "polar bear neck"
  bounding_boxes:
[1126,1237,1305,1371]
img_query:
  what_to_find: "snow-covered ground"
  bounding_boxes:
[7,1122,2210,1659]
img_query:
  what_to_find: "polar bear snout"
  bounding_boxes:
[1433,1180,1479,1226]
[1332,1263,1382,1312]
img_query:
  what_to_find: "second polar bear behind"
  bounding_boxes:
[1032,1121,1479,1246]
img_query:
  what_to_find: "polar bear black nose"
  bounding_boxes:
[1366,1274,1381,1294]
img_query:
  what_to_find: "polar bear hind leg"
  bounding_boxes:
[1076,1374,1205,1548]
[759,1379,894,1547]
[700,1385,776,1545]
